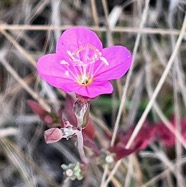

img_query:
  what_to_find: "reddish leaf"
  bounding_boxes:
[83,134,100,156]
[44,115,53,124]
[63,94,77,127]
[83,121,95,141]
[155,117,186,147]
[27,99,48,121]
[182,118,186,140]
[82,121,99,155]
[27,99,63,126]
[109,146,134,161]
[109,124,157,160]
[118,125,156,149]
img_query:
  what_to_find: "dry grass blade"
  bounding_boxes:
[0,128,18,137]
[0,25,186,36]
[0,138,61,187]
[0,29,36,67]
[125,14,186,149]
[1,58,51,112]
[111,0,150,147]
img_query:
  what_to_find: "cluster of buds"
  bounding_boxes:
[61,162,83,180]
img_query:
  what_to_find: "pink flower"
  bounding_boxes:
[37,27,132,98]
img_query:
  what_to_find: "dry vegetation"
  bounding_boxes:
[0,0,186,187]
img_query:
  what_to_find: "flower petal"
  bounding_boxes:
[60,81,113,98]
[94,46,132,81]
[37,54,76,91]
[56,27,103,54]
[87,81,113,98]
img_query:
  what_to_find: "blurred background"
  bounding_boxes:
[0,0,186,187]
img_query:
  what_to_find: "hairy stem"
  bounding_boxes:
[75,129,88,164]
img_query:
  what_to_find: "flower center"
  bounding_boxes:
[61,43,109,87]
[78,74,92,86]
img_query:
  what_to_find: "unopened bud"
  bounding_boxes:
[73,100,90,128]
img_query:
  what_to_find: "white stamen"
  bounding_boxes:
[65,71,69,76]
[67,50,76,61]
[60,60,69,65]
[67,50,83,65]
[67,50,72,57]
[100,57,109,66]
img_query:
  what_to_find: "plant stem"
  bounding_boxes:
[75,129,89,164]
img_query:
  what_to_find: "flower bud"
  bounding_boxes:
[73,99,90,128]
[44,128,63,144]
